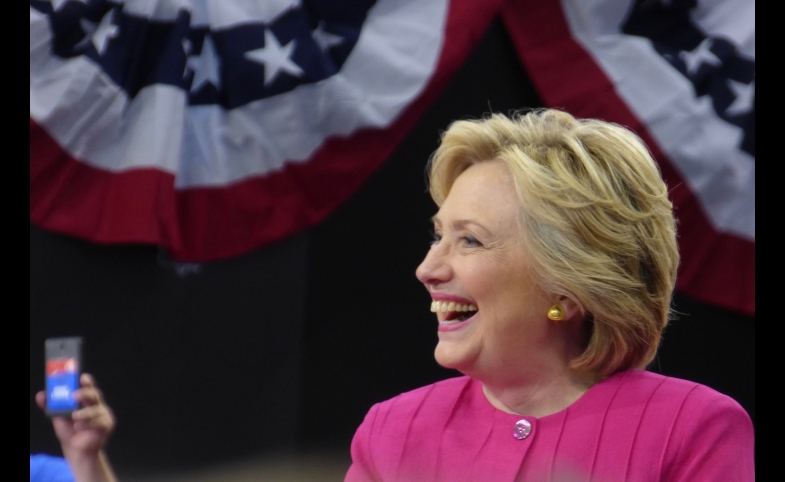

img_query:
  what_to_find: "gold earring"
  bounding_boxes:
[547,304,565,322]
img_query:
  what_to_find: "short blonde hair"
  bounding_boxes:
[428,109,679,378]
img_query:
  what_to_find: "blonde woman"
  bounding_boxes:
[346,110,754,482]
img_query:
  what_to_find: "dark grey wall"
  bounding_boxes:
[30,18,754,475]
[30,226,310,473]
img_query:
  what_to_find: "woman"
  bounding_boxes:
[345,110,754,481]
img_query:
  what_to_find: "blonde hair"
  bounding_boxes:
[428,109,679,378]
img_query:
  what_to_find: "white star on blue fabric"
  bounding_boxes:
[186,34,222,92]
[244,29,304,86]
[74,17,98,50]
[93,11,119,55]
[312,21,344,52]
[680,38,721,75]
[725,79,754,117]
[82,9,119,55]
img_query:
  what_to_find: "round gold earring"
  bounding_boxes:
[547,304,565,322]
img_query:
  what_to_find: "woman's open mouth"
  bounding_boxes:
[431,300,478,326]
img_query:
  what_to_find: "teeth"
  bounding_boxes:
[430,301,478,313]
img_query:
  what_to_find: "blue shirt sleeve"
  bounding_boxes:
[30,454,75,482]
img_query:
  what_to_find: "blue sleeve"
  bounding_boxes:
[30,454,75,482]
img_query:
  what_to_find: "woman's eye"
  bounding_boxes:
[461,235,482,248]
[430,230,442,245]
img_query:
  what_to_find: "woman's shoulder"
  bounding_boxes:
[375,375,472,409]
[558,370,755,481]
[347,376,477,480]
[604,369,748,414]
[604,372,755,480]
[588,369,753,446]
[358,376,477,430]
[361,375,474,428]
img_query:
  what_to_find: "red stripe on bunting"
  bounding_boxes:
[31,0,504,262]
[30,118,177,246]
[500,0,754,315]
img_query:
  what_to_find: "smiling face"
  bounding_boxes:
[416,161,558,383]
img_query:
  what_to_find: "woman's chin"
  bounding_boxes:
[434,342,476,372]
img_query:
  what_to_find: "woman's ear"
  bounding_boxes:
[557,295,584,322]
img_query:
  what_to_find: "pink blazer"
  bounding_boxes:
[346,370,754,481]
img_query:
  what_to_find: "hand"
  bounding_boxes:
[36,373,116,457]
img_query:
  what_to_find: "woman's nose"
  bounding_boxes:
[415,244,451,286]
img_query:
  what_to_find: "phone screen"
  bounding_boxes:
[45,337,83,417]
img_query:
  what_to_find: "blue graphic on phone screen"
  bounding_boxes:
[47,357,79,411]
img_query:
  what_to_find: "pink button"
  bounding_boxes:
[513,419,532,440]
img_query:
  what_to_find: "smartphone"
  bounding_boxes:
[45,337,83,417]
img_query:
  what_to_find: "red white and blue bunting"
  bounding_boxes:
[500,0,754,314]
[30,0,754,315]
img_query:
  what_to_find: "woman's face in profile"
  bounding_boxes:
[416,161,555,379]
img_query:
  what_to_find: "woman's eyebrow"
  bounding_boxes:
[431,216,492,237]
[452,219,491,235]
[431,215,491,234]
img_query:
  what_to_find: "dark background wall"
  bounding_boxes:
[30,18,754,476]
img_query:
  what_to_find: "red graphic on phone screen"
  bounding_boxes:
[47,358,78,376]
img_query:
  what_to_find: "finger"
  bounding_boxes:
[73,407,115,433]
[73,402,116,426]
[35,391,47,411]
[72,405,106,421]
[74,386,103,406]
[51,415,76,437]
[79,414,115,433]
[80,373,96,388]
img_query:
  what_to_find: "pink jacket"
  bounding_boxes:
[346,370,754,481]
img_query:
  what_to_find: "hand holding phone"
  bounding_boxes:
[36,372,118,482]
[41,337,115,454]
[37,373,115,455]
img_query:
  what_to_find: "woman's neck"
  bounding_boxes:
[480,367,595,418]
